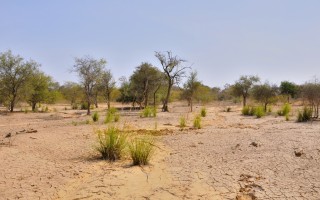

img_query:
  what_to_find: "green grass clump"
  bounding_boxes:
[105,107,119,123]
[129,136,155,165]
[95,127,127,161]
[242,106,250,115]
[141,106,157,118]
[193,115,202,129]
[200,107,207,117]
[285,113,290,121]
[179,116,186,128]
[81,102,88,110]
[254,106,265,118]
[92,112,99,122]
[297,107,312,122]
[277,103,291,116]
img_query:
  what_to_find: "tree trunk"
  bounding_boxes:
[87,102,91,115]
[190,99,193,112]
[10,99,15,112]
[32,102,37,112]
[153,85,160,108]
[264,103,268,112]
[243,95,247,107]
[162,81,172,112]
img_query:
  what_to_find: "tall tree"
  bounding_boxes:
[301,81,320,118]
[182,71,201,112]
[280,81,298,103]
[60,82,83,105]
[231,75,260,107]
[100,69,116,109]
[0,50,38,112]
[130,63,163,108]
[72,56,106,115]
[252,83,278,111]
[155,51,189,112]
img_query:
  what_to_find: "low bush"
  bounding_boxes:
[105,107,119,123]
[200,107,207,117]
[92,112,99,122]
[179,116,186,128]
[277,103,291,116]
[193,115,201,129]
[141,106,157,118]
[95,127,127,161]
[242,106,251,115]
[297,107,312,122]
[129,136,155,165]
[254,106,265,118]
[80,102,88,110]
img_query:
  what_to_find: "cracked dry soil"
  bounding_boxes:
[0,103,320,200]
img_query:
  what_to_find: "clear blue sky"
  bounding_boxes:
[1,1,320,87]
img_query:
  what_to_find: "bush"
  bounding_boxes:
[72,103,78,110]
[285,113,290,121]
[95,127,127,161]
[179,116,186,128]
[277,103,291,116]
[242,106,251,115]
[297,107,312,122]
[129,136,155,165]
[141,106,157,118]
[254,106,265,118]
[92,112,99,122]
[193,115,201,129]
[81,102,88,110]
[226,107,231,112]
[105,107,119,123]
[200,107,207,117]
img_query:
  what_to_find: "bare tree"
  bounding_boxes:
[72,56,106,115]
[155,51,189,112]
[0,50,38,112]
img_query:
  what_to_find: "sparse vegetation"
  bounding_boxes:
[193,115,201,129]
[226,107,231,112]
[92,112,99,122]
[277,103,291,116]
[200,107,207,117]
[105,107,119,123]
[95,127,127,161]
[179,116,186,128]
[297,107,312,122]
[254,106,265,118]
[129,136,155,165]
[141,106,157,118]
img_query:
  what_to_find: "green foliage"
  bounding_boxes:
[280,81,297,100]
[200,107,207,117]
[129,136,155,165]
[297,107,312,122]
[242,106,251,115]
[193,115,202,129]
[277,103,291,116]
[105,107,119,123]
[141,106,157,118]
[179,116,186,128]
[81,102,89,110]
[252,83,278,111]
[95,127,127,161]
[254,106,265,118]
[285,113,290,121]
[92,112,99,122]
[231,75,260,106]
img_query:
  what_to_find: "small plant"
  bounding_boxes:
[193,115,201,129]
[85,119,91,124]
[226,107,231,112]
[179,116,186,128]
[81,102,88,110]
[254,106,265,118]
[95,127,127,161]
[129,136,155,165]
[277,103,291,116]
[285,113,290,121]
[92,112,99,122]
[242,106,250,115]
[24,108,30,114]
[267,106,272,113]
[200,107,207,117]
[297,107,312,122]
[141,106,156,118]
[105,107,119,123]
[114,113,120,122]
[72,103,78,110]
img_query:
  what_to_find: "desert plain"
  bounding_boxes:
[1,102,320,200]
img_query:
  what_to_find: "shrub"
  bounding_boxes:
[95,127,127,161]
[193,115,201,129]
[105,107,119,123]
[297,107,312,122]
[72,103,78,110]
[285,113,290,121]
[277,103,291,116]
[141,106,156,118]
[81,102,88,110]
[200,107,207,117]
[129,136,155,165]
[114,113,120,122]
[92,112,99,122]
[179,116,186,128]
[254,106,265,118]
[226,107,231,112]
[242,106,250,115]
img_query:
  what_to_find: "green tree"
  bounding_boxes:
[72,56,106,115]
[99,69,116,109]
[301,81,320,118]
[280,81,298,103]
[60,82,83,105]
[181,71,201,112]
[155,51,189,112]
[0,50,38,112]
[252,83,278,111]
[130,63,164,108]
[231,75,260,107]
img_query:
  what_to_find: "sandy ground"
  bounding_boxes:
[0,103,320,200]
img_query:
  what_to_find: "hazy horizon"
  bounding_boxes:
[1,1,320,88]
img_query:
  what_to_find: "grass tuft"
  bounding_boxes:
[92,112,99,122]
[193,115,202,129]
[277,103,291,116]
[297,107,312,122]
[179,116,186,128]
[141,106,157,118]
[129,136,155,165]
[200,107,207,117]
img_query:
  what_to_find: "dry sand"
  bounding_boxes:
[0,103,320,199]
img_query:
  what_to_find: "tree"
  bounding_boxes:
[280,81,298,103]
[231,75,260,107]
[72,56,106,115]
[60,82,83,105]
[252,83,278,111]
[155,51,189,112]
[26,70,53,111]
[301,81,320,118]
[181,71,201,112]
[130,63,164,108]
[100,70,116,109]
[0,50,38,112]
